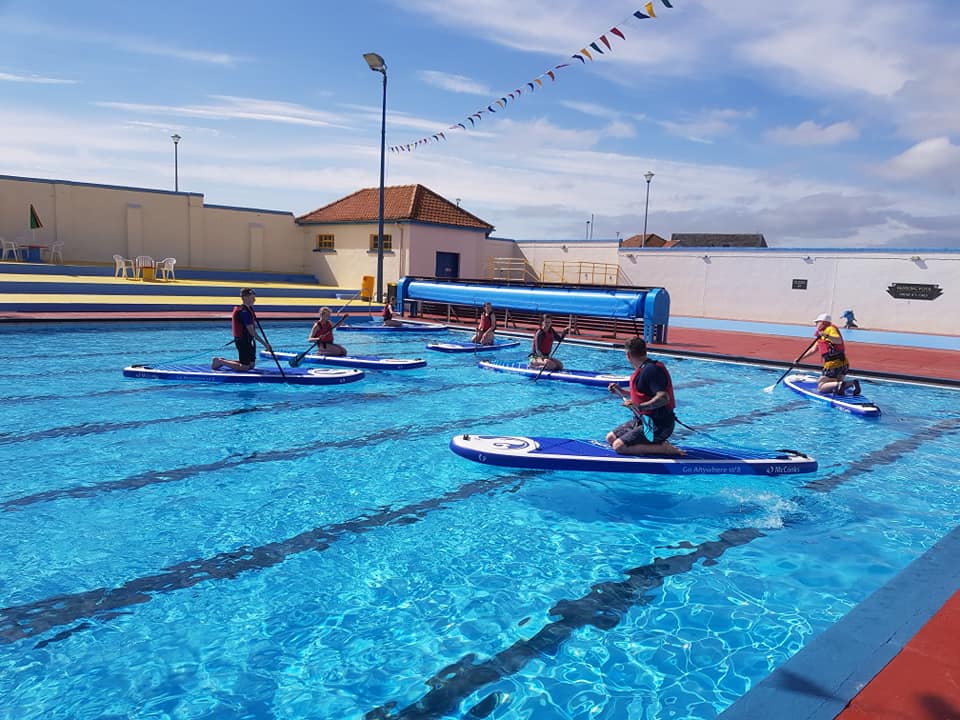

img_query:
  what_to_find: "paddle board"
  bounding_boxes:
[262,350,426,370]
[336,321,448,332]
[450,434,817,476]
[426,339,521,353]
[123,364,364,385]
[478,360,630,388]
[783,373,881,417]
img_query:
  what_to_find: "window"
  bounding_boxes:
[369,234,392,252]
[316,234,335,250]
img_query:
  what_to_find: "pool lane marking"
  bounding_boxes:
[802,416,960,493]
[0,379,730,510]
[371,417,960,719]
[0,468,542,644]
[366,529,766,720]
[0,381,770,641]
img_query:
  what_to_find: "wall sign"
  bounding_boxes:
[792,279,807,290]
[886,283,943,301]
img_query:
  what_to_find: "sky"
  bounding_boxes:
[1,0,959,247]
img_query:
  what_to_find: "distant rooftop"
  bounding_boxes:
[668,233,768,248]
[297,184,494,233]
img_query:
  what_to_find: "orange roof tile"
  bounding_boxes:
[297,185,494,232]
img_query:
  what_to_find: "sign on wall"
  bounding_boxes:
[792,279,807,290]
[886,283,943,301]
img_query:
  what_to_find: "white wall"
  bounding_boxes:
[616,248,959,334]
[516,241,620,282]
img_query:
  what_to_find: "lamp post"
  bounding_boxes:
[585,220,590,240]
[363,52,388,303]
[641,170,654,248]
[171,134,181,192]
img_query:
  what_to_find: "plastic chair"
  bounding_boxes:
[157,257,177,281]
[1,238,22,261]
[114,254,135,278]
[45,241,64,264]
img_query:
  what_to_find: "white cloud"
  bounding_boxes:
[767,120,859,146]
[418,71,492,96]
[560,100,620,119]
[658,108,754,143]
[4,18,241,66]
[875,137,960,179]
[96,96,353,129]
[0,71,76,84]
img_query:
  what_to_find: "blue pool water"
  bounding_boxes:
[1,322,958,719]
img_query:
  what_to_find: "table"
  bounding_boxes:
[22,245,50,263]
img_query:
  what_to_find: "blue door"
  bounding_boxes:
[435,251,459,279]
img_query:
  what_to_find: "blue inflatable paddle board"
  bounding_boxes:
[450,434,817,476]
[336,321,447,332]
[478,360,630,388]
[783,373,881,417]
[262,350,426,370]
[426,339,521,353]
[123,364,364,385]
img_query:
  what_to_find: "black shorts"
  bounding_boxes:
[822,361,849,379]
[611,414,675,445]
[235,337,256,365]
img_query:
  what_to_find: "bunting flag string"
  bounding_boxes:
[389,1,676,153]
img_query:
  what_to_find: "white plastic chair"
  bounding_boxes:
[45,241,64,264]
[114,254,135,278]
[1,238,22,261]
[157,257,177,281]
[134,255,155,279]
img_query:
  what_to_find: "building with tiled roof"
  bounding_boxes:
[297,185,494,233]
[620,233,668,248]
[296,184,498,291]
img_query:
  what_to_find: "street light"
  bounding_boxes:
[641,170,654,248]
[585,220,590,240]
[171,134,181,192]
[363,52,388,303]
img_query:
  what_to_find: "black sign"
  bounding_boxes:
[792,279,807,290]
[886,283,943,301]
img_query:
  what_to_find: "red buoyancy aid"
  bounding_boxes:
[315,319,334,344]
[478,313,493,332]
[814,323,846,361]
[382,304,393,321]
[231,305,253,339]
[629,360,676,415]
[534,329,558,356]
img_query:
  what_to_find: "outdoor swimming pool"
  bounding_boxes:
[1,321,958,719]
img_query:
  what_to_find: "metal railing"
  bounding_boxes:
[541,260,628,286]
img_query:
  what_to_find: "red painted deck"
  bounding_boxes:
[835,590,960,720]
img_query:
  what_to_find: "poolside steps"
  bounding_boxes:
[0,261,375,317]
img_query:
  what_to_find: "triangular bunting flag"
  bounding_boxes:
[390,2,678,152]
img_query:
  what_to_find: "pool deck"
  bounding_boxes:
[3,275,959,718]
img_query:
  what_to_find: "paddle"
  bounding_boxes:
[763,338,817,393]
[533,329,569,382]
[253,314,286,381]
